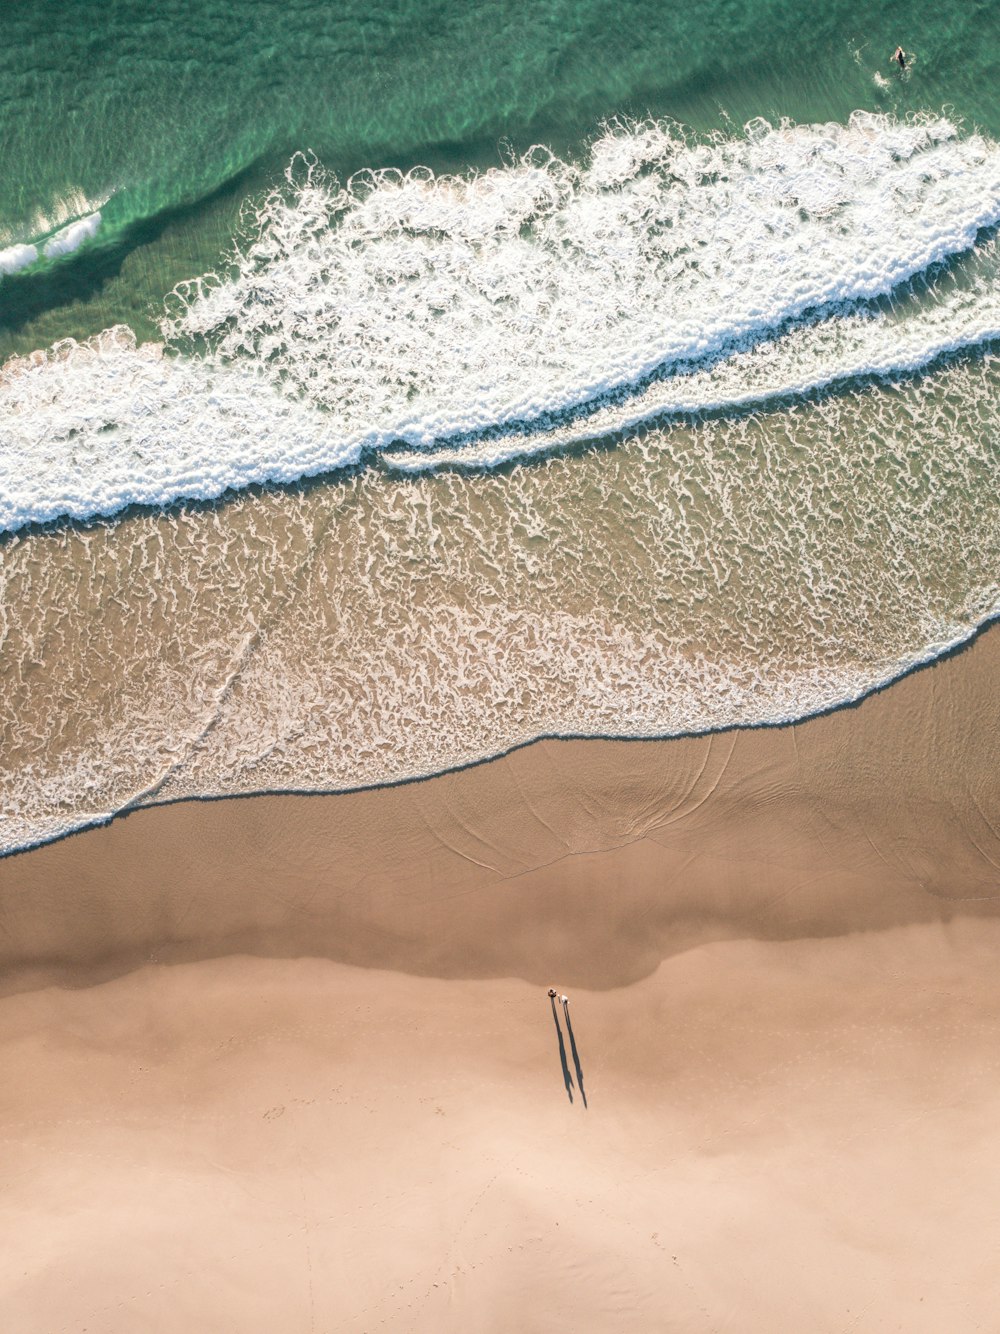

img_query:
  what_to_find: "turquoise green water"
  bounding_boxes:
[1,0,994,357]
[6,0,1000,855]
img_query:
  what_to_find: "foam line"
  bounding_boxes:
[0,334,352,533]
[42,211,102,258]
[4,112,1000,531]
[384,263,1000,471]
[0,243,38,275]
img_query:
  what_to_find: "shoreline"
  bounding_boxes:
[4,551,1000,1330]
[4,606,997,866]
[4,611,1000,993]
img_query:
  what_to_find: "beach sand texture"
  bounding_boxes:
[3,626,1000,1331]
[7,5,1000,1329]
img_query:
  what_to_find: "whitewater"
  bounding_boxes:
[6,107,1000,856]
[3,111,1000,531]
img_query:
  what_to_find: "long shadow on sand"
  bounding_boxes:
[564,1007,588,1109]
[550,996,574,1103]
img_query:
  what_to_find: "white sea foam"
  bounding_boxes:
[385,250,1000,472]
[3,111,1000,530]
[0,331,349,532]
[0,190,110,273]
[42,210,102,258]
[5,347,1000,858]
[25,188,109,244]
[8,113,1000,858]
[165,110,1000,439]
[0,243,38,275]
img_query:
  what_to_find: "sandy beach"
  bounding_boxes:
[4,627,1000,1331]
[7,8,1000,1330]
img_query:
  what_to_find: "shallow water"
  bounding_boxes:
[4,351,999,854]
[3,0,1000,853]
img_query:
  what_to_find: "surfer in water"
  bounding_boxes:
[892,45,907,71]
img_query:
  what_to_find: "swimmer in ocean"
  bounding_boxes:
[892,46,906,71]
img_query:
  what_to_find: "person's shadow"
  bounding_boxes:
[564,1005,588,1109]
[550,996,574,1102]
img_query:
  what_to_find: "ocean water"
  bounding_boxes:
[3,0,1000,853]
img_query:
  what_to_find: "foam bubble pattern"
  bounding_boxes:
[386,243,1000,471]
[4,112,1000,529]
[0,331,349,532]
[3,349,1000,855]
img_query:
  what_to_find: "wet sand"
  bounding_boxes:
[4,627,1000,1330]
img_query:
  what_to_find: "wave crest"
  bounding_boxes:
[3,111,1000,530]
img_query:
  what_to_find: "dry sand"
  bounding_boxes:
[4,628,1000,1331]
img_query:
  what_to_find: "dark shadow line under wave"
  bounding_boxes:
[0,158,269,340]
[4,326,998,552]
[3,607,998,864]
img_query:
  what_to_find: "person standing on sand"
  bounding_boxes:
[560,994,569,1009]
[547,987,558,999]
[892,46,907,71]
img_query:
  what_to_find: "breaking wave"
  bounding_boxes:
[0,189,107,276]
[4,111,1000,531]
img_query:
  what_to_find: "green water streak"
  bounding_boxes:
[1,0,997,356]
